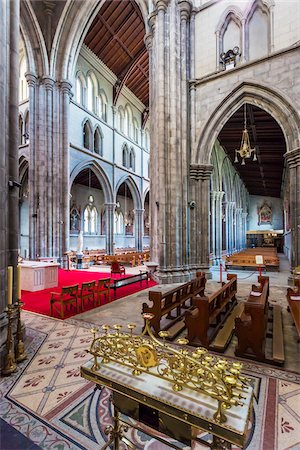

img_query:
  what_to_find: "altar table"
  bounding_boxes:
[20,261,59,292]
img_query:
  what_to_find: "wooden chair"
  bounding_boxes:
[80,281,96,311]
[50,284,79,319]
[111,260,125,277]
[95,278,111,305]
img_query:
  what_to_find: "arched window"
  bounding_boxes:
[83,120,92,150]
[118,106,125,132]
[247,4,269,60]
[87,76,94,112]
[114,211,124,235]
[19,115,24,145]
[124,105,133,138]
[19,57,28,102]
[76,77,83,104]
[122,144,129,168]
[217,9,242,70]
[24,111,29,144]
[99,90,108,122]
[83,205,98,234]
[145,129,150,150]
[147,159,150,178]
[94,127,103,155]
[129,148,135,171]
[133,119,139,143]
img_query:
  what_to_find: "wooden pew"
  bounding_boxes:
[235,276,269,360]
[142,272,206,336]
[286,281,300,341]
[225,248,279,271]
[184,274,237,348]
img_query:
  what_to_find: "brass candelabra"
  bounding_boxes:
[87,314,251,424]
[15,299,27,362]
[2,305,17,376]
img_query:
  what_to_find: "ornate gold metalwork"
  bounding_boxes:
[87,313,250,424]
[3,305,17,376]
[16,300,27,363]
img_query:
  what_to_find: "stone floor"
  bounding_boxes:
[73,254,300,373]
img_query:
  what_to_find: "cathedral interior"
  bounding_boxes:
[1,0,300,449]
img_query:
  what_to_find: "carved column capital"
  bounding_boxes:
[153,0,169,13]
[60,80,73,98]
[25,72,37,87]
[284,148,300,168]
[178,0,192,21]
[190,164,213,181]
[42,76,55,91]
[144,32,153,51]
[148,11,157,31]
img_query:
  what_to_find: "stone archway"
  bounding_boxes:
[193,81,300,271]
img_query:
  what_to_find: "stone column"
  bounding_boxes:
[149,0,193,283]
[285,148,300,271]
[134,209,144,252]
[241,19,246,62]
[25,72,38,259]
[242,212,248,249]
[215,191,225,264]
[0,0,20,355]
[60,81,72,258]
[215,30,220,70]
[235,208,242,251]
[210,192,216,264]
[189,164,213,276]
[227,202,235,255]
[105,203,114,255]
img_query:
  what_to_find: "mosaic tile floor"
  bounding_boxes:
[0,311,299,450]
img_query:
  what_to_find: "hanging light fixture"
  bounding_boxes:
[88,168,94,204]
[234,104,257,165]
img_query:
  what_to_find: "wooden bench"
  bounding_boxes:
[225,249,279,271]
[235,276,269,361]
[286,282,300,341]
[50,284,79,318]
[142,272,206,336]
[184,274,237,348]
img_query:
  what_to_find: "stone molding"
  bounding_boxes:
[41,76,55,91]
[25,72,37,87]
[284,148,300,168]
[144,32,153,51]
[153,0,169,13]
[178,0,192,21]
[190,164,213,180]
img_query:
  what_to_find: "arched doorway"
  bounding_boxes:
[19,158,29,258]
[70,168,106,252]
[143,190,150,249]
[115,181,136,251]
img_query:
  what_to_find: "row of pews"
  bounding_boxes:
[67,249,150,267]
[142,272,289,366]
[225,247,279,271]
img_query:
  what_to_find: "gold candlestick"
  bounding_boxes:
[2,304,17,376]
[15,299,27,363]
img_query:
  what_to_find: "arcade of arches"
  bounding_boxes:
[1,0,300,448]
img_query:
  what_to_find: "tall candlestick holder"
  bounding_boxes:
[15,299,27,363]
[2,304,17,376]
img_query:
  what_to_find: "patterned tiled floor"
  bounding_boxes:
[0,311,299,449]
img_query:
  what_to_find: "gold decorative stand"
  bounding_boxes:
[102,400,136,450]
[2,305,17,376]
[15,299,27,363]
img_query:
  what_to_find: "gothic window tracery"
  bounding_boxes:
[94,127,103,155]
[83,204,98,234]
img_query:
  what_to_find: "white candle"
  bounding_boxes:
[7,266,13,305]
[17,265,21,300]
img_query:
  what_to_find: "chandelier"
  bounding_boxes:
[234,104,257,165]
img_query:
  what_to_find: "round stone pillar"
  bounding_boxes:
[285,148,300,271]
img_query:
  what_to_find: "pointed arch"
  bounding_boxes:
[245,0,272,60]
[122,143,129,168]
[114,175,142,210]
[82,119,93,150]
[70,160,113,204]
[50,0,149,80]
[194,81,300,165]
[20,0,49,76]
[93,126,103,155]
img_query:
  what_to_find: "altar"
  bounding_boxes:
[20,261,59,292]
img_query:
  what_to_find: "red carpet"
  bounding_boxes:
[22,269,156,320]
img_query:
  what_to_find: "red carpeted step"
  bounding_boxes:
[22,269,156,320]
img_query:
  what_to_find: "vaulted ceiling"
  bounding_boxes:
[84,0,149,106]
[218,104,286,198]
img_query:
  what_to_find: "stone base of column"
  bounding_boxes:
[154,266,211,284]
[288,274,299,287]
